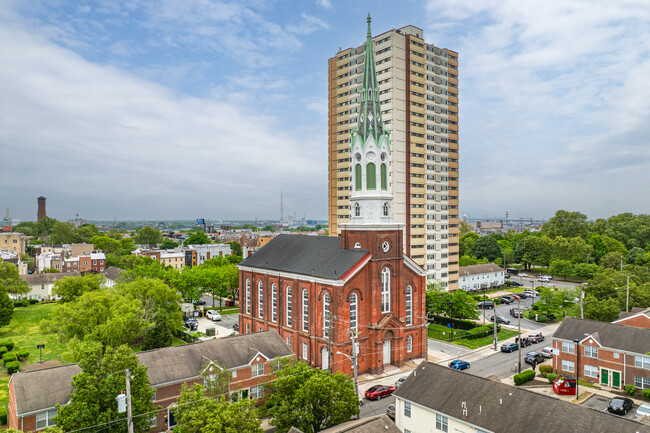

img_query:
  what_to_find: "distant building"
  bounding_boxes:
[61,252,105,274]
[458,263,504,291]
[37,196,47,221]
[0,232,26,255]
[186,243,232,265]
[18,273,70,300]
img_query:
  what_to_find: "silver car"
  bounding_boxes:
[635,403,650,418]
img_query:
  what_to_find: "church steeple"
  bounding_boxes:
[348,15,393,225]
[357,14,386,147]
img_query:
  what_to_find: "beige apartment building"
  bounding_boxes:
[0,232,26,255]
[328,23,459,289]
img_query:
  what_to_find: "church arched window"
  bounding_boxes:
[354,203,360,217]
[381,268,390,313]
[355,163,362,191]
[381,163,387,190]
[366,163,376,190]
[383,202,389,217]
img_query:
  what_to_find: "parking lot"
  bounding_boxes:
[186,311,239,339]
[581,394,636,420]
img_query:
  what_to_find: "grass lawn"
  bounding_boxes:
[0,303,69,415]
[451,329,519,350]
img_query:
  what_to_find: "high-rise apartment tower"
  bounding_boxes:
[328,21,460,289]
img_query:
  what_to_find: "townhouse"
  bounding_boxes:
[8,330,293,432]
[458,263,504,292]
[553,317,650,390]
[393,361,649,433]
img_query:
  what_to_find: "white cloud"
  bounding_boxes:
[424,0,650,218]
[0,16,326,220]
[316,0,332,9]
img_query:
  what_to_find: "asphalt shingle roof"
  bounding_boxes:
[459,263,504,277]
[239,234,369,280]
[554,317,650,354]
[394,362,650,433]
[12,330,292,415]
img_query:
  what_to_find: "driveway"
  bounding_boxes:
[194,313,239,339]
[582,394,636,420]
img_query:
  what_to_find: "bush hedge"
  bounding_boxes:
[625,384,637,396]
[29,299,38,304]
[547,373,558,384]
[643,388,650,401]
[539,365,553,377]
[13,300,29,308]
[0,340,14,351]
[6,361,20,374]
[427,315,477,331]
[15,349,30,360]
[514,369,536,385]
[0,406,6,425]
[0,347,7,358]
[2,352,17,364]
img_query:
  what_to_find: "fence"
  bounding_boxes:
[175,329,199,344]
[427,323,500,342]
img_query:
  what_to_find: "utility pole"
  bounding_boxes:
[327,316,333,374]
[517,297,522,374]
[493,309,498,351]
[580,286,584,319]
[125,369,133,433]
[626,274,630,313]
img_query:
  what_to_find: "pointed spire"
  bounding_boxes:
[357,14,385,146]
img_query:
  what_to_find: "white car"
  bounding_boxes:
[635,403,650,418]
[540,346,554,359]
[538,277,551,282]
[206,310,222,321]
[519,273,528,277]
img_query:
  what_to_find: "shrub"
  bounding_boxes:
[0,406,6,425]
[28,299,38,304]
[2,352,17,365]
[0,347,7,358]
[15,349,30,360]
[536,315,549,323]
[6,361,20,374]
[465,325,493,340]
[13,300,29,308]
[493,298,501,306]
[531,303,539,311]
[625,384,637,396]
[643,388,650,401]
[0,340,14,351]
[539,365,553,377]
[547,373,558,384]
[514,369,536,385]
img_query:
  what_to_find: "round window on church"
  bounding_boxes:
[380,153,386,161]
[355,153,361,161]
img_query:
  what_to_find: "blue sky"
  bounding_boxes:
[2,0,650,222]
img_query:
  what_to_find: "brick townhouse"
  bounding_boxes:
[614,306,650,329]
[8,330,293,432]
[552,317,650,390]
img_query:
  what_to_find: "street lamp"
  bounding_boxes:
[573,339,580,401]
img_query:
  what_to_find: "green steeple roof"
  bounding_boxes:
[356,14,385,147]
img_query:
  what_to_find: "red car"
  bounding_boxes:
[364,384,396,400]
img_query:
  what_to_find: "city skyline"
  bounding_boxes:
[2,1,650,222]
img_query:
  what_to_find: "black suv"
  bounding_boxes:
[183,316,198,331]
[477,301,494,310]
[515,336,532,347]
[490,315,511,325]
[524,352,545,365]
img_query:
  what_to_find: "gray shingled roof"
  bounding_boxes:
[20,272,71,285]
[102,266,124,282]
[12,330,292,416]
[459,263,504,277]
[554,317,650,354]
[320,414,401,432]
[394,362,650,433]
[239,234,369,280]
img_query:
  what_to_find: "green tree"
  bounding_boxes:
[159,238,179,249]
[173,383,262,433]
[55,341,157,433]
[603,235,627,255]
[549,259,573,281]
[543,210,589,239]
[52,274,104,303]
[426,285,478,320]
[459,232,479,257]
[599,252,625,270]
[0,289,14,327]
[472,235,502,261]
[134,226,163,247]
[33,216,57,237]
[627,247,646,265]
[589,234,609,264]
[75,224,100,243]
[91,235,122,254]
[0,259,29,297]
[269,360,359,433]
[200,359,232,398]
[229,241,243,257]
[40,290,151,354]
[459,220,473,237]
[583,295,620,322]
[49,222,78,244]
[261,225,275,232]
[183,232,212,246]
[572,263,602,280]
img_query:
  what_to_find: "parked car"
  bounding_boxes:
[510,281,524,287]
[607,397,634,415]
[364,385,395,400]
[538,276,551,282]
[395,377,406,388]
[504,273,511,279]
[206,310,222,321]
[510,308,524,318]
[635,402,650,418]
[524,289,539,297]
[477,301,495,310]
[528,333,544,343]
[183,317,198,331]
[517,292,532,299]
[448,360,470,370]
[232,323,240,332]
[490,315,511,325]
[499,296,514,304]
[519,273,528,277]
[386,402,396,420]
[501,342,519,353]
[524,352,546,365]
[540,346,554,358]
[194,300,206,306]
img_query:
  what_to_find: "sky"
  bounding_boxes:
[2,0,650,223]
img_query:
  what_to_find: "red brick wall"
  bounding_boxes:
[615,314,650,329]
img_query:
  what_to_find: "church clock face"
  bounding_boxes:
[382,241,390,252]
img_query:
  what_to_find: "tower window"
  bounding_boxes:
[381,268,391,313]
[383,202,389,217]
[355,164,362,191]
[381,163,387,190]
[366,163,376,190]
[354,203,360,217]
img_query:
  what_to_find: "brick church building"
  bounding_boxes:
[238,17,427,375]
